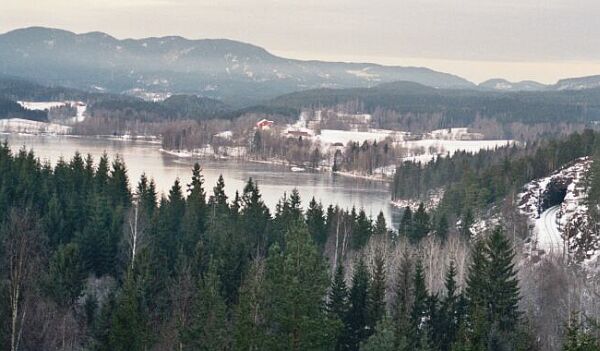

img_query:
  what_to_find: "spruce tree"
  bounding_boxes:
[346,257,371,351]
[393,251,413,351]
[183,260,229,351]
[109,273,147,351]
[306,197,327,249]
[373,211,387,236]
[411,203,430,243]
[352,210,372,250]
[440,261,460,351]
[234,260,267,351]
[360,317,395,351]
[411,259,429,349]
[182,163,208,258]
[486,226,521,332]
[264,222,336,350]
[369,253,386,331]
[399,206,413,238]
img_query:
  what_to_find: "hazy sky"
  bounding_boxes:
[2,0,600,83]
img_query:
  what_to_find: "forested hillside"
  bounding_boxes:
[268,82,600,137]
[1,140,599,350]
[393,130,598,235]
[0,97,47,121]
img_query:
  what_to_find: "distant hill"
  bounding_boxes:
[0,27,475,106]
[554,75,600,90]
[267,80,600,126]
[478,78,549,91]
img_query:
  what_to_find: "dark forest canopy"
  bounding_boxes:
[268,81,600,126]
[0,97,47,121]
[2,141,580,351]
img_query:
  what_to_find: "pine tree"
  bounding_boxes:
[182,163,208,258]
[411,203,430,242]
[399,206,413,238]
[346,257,372,351]
[440,261,460,351]
[46,243,85,307]
[464,238,489,349]
[411,259,429,349]
[369,254,386,331]
[234,260,267,351]
[373,211,387,236]
[306,197,327,249]
[109,273,147,351]
[328,262,350,351]
[182,260,229,351]
[360,317,395,351]
[264,222,336,350]
[352,210,372,250]
[436,214,449,241]
[393,250,413,351]
[486,226,521,332]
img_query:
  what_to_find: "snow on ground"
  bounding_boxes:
[517,157,592,259]
[0,118,71,135]
[316,129,400,145]
[160,145,247,159]
[17,101,67,110]
[18,101,87,124]
[426,127,484,140]
[345,68,380,80]
[534,205,563,255]
[399,139,515,163]
[391,188,444,212]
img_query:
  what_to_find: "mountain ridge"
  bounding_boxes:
[0,27,474,106]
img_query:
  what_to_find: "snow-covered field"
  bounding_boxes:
[0,118,71,135]
[399,139,515,163]
[316,129,402,145]
[17,101,87,124]
[17,101,67,110]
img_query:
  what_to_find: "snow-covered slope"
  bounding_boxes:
[518,158,593,261]
[0,118,71,134]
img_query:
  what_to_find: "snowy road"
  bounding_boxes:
[535,205,563,255]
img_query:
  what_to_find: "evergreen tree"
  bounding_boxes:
[306,197,327,249]
[345,257,371,351]
[46,243,85,307]
[486,226,521,332]
[183,260,229,351]
[352,210,372,250]
[393,251,414,351]
[328,262,350,351]
[234,260,267,351]
[369,254,386,330]
[399,206,413,238]
[411,259,429,348]
[373,211,387,236]
[109,273,147,351]
[440,261,460,351]
[264,222,336,350]
[182,163,208,257]
[411,203,430,242]
[360,317,395,351]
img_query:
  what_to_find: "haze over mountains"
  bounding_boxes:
[2,27,600,105]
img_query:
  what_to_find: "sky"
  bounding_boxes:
[2,0,600,84]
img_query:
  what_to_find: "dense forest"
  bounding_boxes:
[1,140,599,350]
[393,130,599,228]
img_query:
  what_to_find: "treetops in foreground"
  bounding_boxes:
[0,142,599,350]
